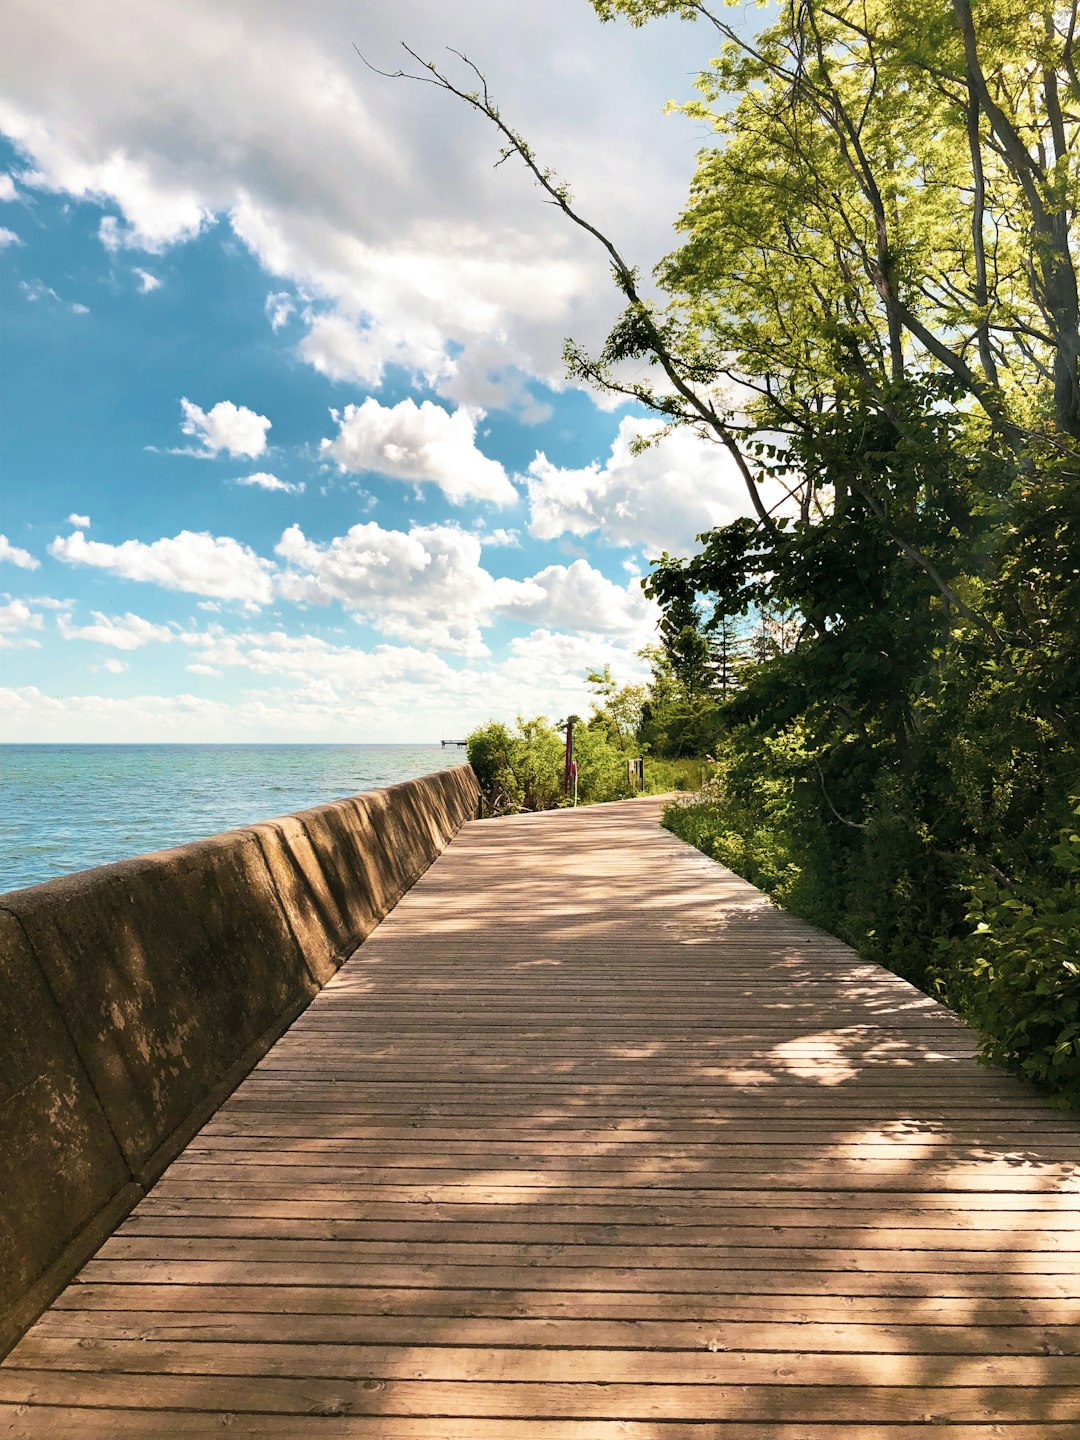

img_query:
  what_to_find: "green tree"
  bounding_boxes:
[585,665,647,746]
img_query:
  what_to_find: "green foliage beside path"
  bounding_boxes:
[666,783,1080,1109]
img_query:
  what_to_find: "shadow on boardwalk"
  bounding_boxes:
[2,798,1079,1437]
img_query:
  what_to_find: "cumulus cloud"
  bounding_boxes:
[526,416,770,554]
[265,291,294,331]
[497,626,650,700]
[0,534,40,570]
[320,397,516,506]
[496,558,658,641]
[134,267,160,292]
[92,176,210,252]
[0,226,20,248]
[179,397,271,458]
[270,516,657,656]
[295,308,446,392]
[234,471,303,494]
[99,658,128,674]
[57,609,174,649]
[67,512,90,528]
[0,598,45,647]
[0,173,17,201]
[48,528,274,604]
[275,520,497,655]
[0,0,710,413]
[477,527,521,548]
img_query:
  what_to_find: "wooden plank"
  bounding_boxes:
[145,1161,1077,1192]
[5,796,1079,1433]
[27,1308,1080,1354]
[126,1197,1080,1229]
[1,1371,1079,1421]
[73,1258,1080,1296]
[93,1235,1080,1274]
[51,1283,1080,1326]
[10,1335,1080,1386]
[116,1215,1080,1249]
[3,1412,1079,1440]
[144,1180,1080,1208]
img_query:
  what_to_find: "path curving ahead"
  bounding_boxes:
[2,797,1079,1438]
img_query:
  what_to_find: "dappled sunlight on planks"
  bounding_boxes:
[3,796,1079,1435]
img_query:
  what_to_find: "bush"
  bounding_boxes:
[466,718,564,815]
[933,815,1080,1107]
[572,723,634,804]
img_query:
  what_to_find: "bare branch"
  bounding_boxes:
[359,41,779,530]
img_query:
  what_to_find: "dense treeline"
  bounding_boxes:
[453,0,1079,1103]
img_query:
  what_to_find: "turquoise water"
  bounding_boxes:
[0,744,468,893]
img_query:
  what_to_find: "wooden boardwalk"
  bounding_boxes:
[2,797,1079,1437]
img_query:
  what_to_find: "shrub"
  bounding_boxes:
[466,718,564,815]
[934,815,1080,1107]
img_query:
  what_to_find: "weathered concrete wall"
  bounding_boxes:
[0,763,479,1355]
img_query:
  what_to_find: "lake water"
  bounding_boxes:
[0,744,468,893]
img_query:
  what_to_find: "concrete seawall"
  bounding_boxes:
[0,763,479,1355]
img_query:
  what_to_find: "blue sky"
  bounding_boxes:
[0,0,754,741]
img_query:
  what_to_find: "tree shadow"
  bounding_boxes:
[2,798,1079,1436]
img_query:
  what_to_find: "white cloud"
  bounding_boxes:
[99,658,128,674]
[525,417,770,555]
[297,309,438,391]
[58,609,174,650]
[477,528,521,548]
[275,520,497,655]
[0,535,40,570]
[0,618,651,740]
[0,226,20,248]
[496,558,658,641]
[179,397,271,458]
[272,519,657,655]
[177,625,649,733]
[497,627,650,702]
[265,291,294,330]
[0,1,711,414]
[0,173,16,201]
[48,528,274,604]
[0,598,45,646]
[134,267,160,292]
[20,278,59,303]
[67,513,90,528]
[234,471,303,494]
[70,301,90,314]
[320,397,516,507]
[92,177,210,252]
